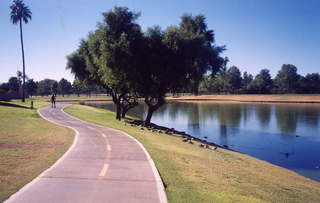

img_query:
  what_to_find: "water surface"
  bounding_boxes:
[89,101,320,181]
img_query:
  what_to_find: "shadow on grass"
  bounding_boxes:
[0,102,30,109]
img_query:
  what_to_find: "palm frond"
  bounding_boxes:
[9,0,32,24]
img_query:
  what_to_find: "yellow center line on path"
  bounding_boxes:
[102,133,112,151]
[99,133,111,177]
[107,144,112,152]
[87,126,96,131]
[67,121,79,124]
[99,164,109,177]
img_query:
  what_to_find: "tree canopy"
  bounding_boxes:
[66,7,225,124]
[37,79,57,96]
[274,64,299,93]
[26,79,37,96]
[58,78,72,96]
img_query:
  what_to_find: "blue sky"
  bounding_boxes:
[0,0,319,83]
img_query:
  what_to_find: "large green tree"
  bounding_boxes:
[67,7,225,124]
[136,17,225,124]
[298,73,320,94]
[67,7,143,120]
[8,77,20,92]
[305,73,320,93]
[248,69,273,94]
[52,81,58,95]
[58,78,72,97]
[10,0,32,102]
[135,26,182,124]
[72,79,85,97]
[199,58,231,94]
[274,64,300,93]
[0,83,9,93]
[37,79,57,96]
[179,14,225,95]
[96,8,143,119]
[226,66,242,93]
[26,79,37,97]
[241,71,253,93]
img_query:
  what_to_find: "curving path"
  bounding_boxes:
[6,104,167,203]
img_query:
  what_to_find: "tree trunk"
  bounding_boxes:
[194,89,199,96]
[121,108,128,118]
[116,103,121,120]
[120,98,138,118]
[193,81,199,96]
[111,90,123,121]
[144,106,155,126]
[20,20,26,102]
[110,88,128,121]
[121,102,138,118]
[144,97,166,126]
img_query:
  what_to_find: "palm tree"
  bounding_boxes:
[10,0,32,102]
[16,70,22,94]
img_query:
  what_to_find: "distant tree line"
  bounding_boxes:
[200,63,320,94]
[0,74,106,97]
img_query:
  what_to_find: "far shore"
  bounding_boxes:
[167,94,320,104]
[48,94,320,104]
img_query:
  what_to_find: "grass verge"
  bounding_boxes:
[65,104,320,203]
[0,99,74,202]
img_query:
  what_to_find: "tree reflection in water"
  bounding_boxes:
[161,102,320,140]
[89,101,320,138]
[255,104,272,127]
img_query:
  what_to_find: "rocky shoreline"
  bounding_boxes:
[125,119,233,151]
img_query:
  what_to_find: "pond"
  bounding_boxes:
[88,101,320,181]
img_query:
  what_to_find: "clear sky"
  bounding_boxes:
[1,0,319,83]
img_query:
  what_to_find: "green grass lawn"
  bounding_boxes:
[0,99,74,202]
[65,104,320,203]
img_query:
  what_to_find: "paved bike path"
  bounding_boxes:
[6,104,167,203]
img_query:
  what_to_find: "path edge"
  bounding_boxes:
[5,105,79,203]
[61,105,168,203]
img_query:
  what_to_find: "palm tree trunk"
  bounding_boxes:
[20,19,26,102]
